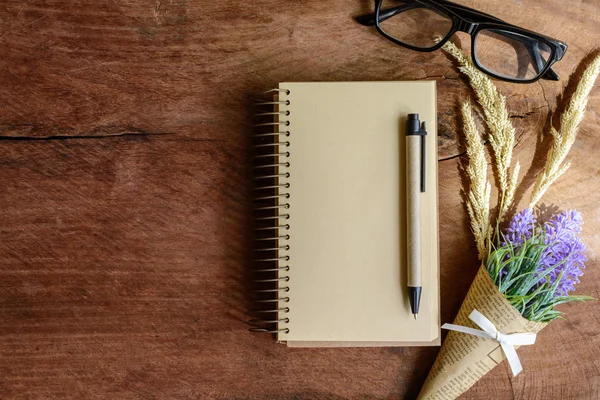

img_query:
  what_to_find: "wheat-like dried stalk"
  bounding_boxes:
[462,102,491,260]
[504,161,520,215]
[442,41,517,222]
[529,54,600,207]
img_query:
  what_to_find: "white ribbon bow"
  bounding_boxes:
[442,309,537,377]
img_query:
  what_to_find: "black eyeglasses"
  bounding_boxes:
[356,0,568,83]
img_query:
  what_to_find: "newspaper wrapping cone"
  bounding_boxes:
[418,266,547,400]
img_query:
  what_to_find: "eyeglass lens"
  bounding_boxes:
[474,29,552,80]
[378,0,453,50]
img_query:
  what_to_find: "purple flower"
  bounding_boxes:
[503,208,536,247]
[539,210,587,296]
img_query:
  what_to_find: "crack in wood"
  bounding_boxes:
[438,150,467,162]
[538,81,552,112]
[509,104,550,119]
[0,131,175,141]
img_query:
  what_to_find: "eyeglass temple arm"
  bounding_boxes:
[430,0,504,23]
[356,4,560,80]
[355,1,501,27]
[355,3,414,26]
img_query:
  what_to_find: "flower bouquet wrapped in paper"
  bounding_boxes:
[418,42,600,400]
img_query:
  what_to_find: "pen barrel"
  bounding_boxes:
[406,135,422,288]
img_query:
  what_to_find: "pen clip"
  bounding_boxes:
[420,121,427,193]
[406,114,427,193]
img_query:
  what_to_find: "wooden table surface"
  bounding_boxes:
[1,1,599,399]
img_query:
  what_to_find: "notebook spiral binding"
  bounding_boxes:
[249,88,291,334]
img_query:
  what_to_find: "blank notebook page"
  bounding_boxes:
[277,81,439,346]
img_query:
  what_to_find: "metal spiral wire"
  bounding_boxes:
[249,88,291,334]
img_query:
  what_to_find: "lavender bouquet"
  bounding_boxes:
[418,43,600,400]
[489,208,591,323]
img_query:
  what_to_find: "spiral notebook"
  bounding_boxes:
[251,81,440,347]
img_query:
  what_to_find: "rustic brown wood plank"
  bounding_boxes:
[0,0,599,399]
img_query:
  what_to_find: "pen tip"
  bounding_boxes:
[414,314,418,320]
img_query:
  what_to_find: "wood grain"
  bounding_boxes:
[1,0,599,399]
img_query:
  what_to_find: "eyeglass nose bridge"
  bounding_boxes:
[456,19,478,36]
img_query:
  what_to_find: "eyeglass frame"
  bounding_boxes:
[356,0,568,83]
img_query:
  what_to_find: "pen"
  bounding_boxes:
[406,113,426,320]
